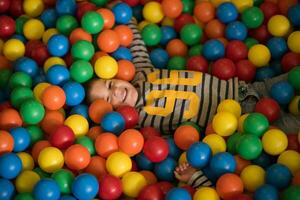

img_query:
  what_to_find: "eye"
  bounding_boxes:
[108,81,112,89]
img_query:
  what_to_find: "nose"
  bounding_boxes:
[112,86,125,98]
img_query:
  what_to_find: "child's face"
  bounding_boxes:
[87,78,138,108]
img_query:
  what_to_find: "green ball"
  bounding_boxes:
[16,15,29,35]
[288,66,300,90]
[81,11,104,34]
[56,15,79,36]
[26,125,44,146]
[51,169,74,194]
[70,60,94,83]
[244,37,259,49]
[8,72,32,89]
[91,0,108,6]
[227,132,242,155]
[14,193,34,200]
[243,113,269,137]
[236,134,263,160]
[0,69,12,88]
[283,186,300,200]
[188,44,202,56]
[141,24,162,46]
[75,136,95,155]
[181,0,195,14]
[71,40,95,61]
[167,56,186,70]
[10,86,34,108]
[20,99,45,125]
[241,7,264,29]
[180,24,203,46]
[33,167,50,178]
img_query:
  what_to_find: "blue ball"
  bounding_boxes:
[267,37,288,59]
[202,39,225,61]
[11,34,27,43]
[111,47,133,61]
[271,81,295,105]
[288,4,300,27]
[187,142,211,169]
[255,66,276,81]
[154,157,177,182]
[0,153,22,179]
[209,152,236,177]
[166,188,192,200]
[10,127,31,152]
[216,2,238,24]
[14,57,39,78]
[166,138,181,160]
[135,152,154,170]
[46,64,70,86]
[160,26,177,46]
[63,81,85,106]
[40,9,58,28]
[202,166,218,184]
[71,173,99,200]
[252,152,274,169]
[254,184,279,200]
[47,34,70,57]
[33,179,61,200]
[266,164,292,189]
[0,179,15,200]
[101,111,125,135]
[60,195,77,200]
[56,0,77,16]
[112,3,132,24]
[132,5,143,22]
[150,48,169,69]
[225,21,248,41]
[70,104,89,120]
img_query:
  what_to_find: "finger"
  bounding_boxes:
[174,171,180,179]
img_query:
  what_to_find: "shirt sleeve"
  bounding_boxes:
[187,170,213,188]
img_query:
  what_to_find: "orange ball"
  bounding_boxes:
[97,29,120,53]
[216,173,244,199]
[0,130,14,155]
[118,129,144,157]
[174,125,200,150]
[0,108,23,131]
[88,99,113,124]
[31,140,51,162]
[115,60,136,81]
[64,144,91,171]
[69,28,92,45]
[140,170,158,185]
[91,51,108,66]
[205,19,225,39]
[41,85,66,110]
[84,156,107,178]
[86,126,103,141]
[194,2,215,23]
[40,110,65,134]
[97,8,115,30]
[95,132,119,158]
[166,39,188,57]
[114,25,134,47]
[161,0,183,19]
[234,155,251,175]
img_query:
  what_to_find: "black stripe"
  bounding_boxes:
[225,79,229,99]
[178,72,188,124]
[197,74,205,125]
[150,70,163,127]
[204,76,213,125]
[140,71,148,128]
[168,70,178,132]
[217,79,221,109]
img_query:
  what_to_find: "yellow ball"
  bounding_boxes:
[217,99,241,118]
[3,39,25,61]
[94,55,118,79]
[232,0,253,12]
[106,151,132,177]
[238,113,249,133]
[212,112,238,136]
[289,95,300,116]
[143,2,164,23]
[277,150,300,175]
[288,31,300,53]
[43,28,59,44]
[248,44,271,67]
[268,15,291,37]
[203,134,226,155]
[193,187,220,200]
[178,152,187,164]
[23,19,45,40]
[33,82,51,102]
[262,129,288,156]
[16,170,40,193]
[44,57,66,72]
[210,0,231,6]
[121,172,147,198]
[138,20,151,31]
[38,147,64,173]
[161,17,174,27]
[17,152,34,171]
[240,165,265,192]
[64,114,89,137]
[23,0,44,17]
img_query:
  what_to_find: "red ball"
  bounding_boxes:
[0,0,11,13]
[76,1,97,20]
[174,13,195,32]
[31,43,50,66]
[236,60,256,82]
[212,58,236,80]
[249,24,270,44]
[138,183,164,200]
[156,181,174,196]
[9,0,23,17]
[143,136,169,163]
[140,126,161,140]
[122,0,140,6]
[281,52,300,72]
[25,40,41,57]
[260,2,279,23]
[254,97,281,123]
[98,174,122,200]
[116,105,139,129]
[226,40,248,62]
[0,15,16,38]
[287,134,300,151]
[187,55,209,73]
[49,125,76,149]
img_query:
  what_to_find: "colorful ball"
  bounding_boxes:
[10,127,31,152]
[63,81,85,106]
[243,112,269,137]
[187,142,211,168]
[203,134,226,155]
[254,184,279,200]
[0,15,16,38]
[288,66,300,90]
[143,136,169,163]
[266,164,292,189]
[33,179,60,200]
[81,11,104,34]
[241,6,264,29]
[101,111,125,135]
[64,114,89,137]
[174,125,200,150]
[97,30,120,53]
[3,39,25,61]
[49,125,75,149]
[216,173,244,199]
[180,23,202,46]
[71,40,95,61]
[288,4,300,27]
[17,152,34,171]
[283,186,300,200]
[288,31,300,54]
[166,188,191,200]
[193,187,220,200]
[248,44,271,67]
[267,37,288,59]
[106,151,132,177]
[277,150,300,175]
[268,15,291,37]
[16,170,40,193]
[38,147,64,173]
[47,34,69,57]
[98,174,122,200]
[212,111,238,137]
[141,23,162,46]
[154,157,177,182]
[23,19,45,40]
[64,144,91,171]
[0,153,22,179]
[202,39,225,61]
[0,131,14,155]
[271,81,295,105]
[94,55,118,79]
[236,134,263,160]
[72,173,98,200]
[232,0,253,12]
[143,1,164,23]
[225,21,248,41]
[118,129,144,157]
[262,128,288,156]
[210,152,236,177]
[240,165,265,192]
[51,169,74,195]
[112,2,132,24]
[0,179,14,200]
[216,2,238,23]
[138,183,164,200]
[255,97,281,123]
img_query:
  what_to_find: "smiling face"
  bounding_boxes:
[87,78,138,108]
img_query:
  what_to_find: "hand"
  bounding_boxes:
[174,162,197,183]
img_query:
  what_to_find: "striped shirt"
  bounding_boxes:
[128,19,239,134]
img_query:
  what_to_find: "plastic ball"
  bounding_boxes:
[212,112,238,137]
[71,173,98,200]
[243,112,269,137]
[235,60,255,82]
[14,57,38,77]
[143,1,163,23]
[174,125,200,150]
[167,56,186,70]
[268,15,291,37]
[262,128,288,156]
[3,39,25,61]
[248,44,271,67]
[116,105,139,129]
[98,174,122,200]
[232,0,253,12]
[283,185,300,200]
[217,99,241,119]
[33,179,60,200]
[166,188,191,200]
[41,85,65,110]
[240,165,265,192]
[69,60,93,83]
[64,144,90,171]
[135,152,154,171]
[149,48,169,69]
[160,26,177,46]
[138,183,164,200]
[271,81,295,105]
[287,31,300,54]
[225,21,248,41]
[0,153,22,179]
[202,39,225,61]
[84,155,106,178]
[205,19,225,39]
[17,152,34,171]
[193,1,215,23]
[187,55,208,73]
[88,99,113,124]
[16,170,40,193]
[23,19,45,40]
[226,40,248,62]
[56,15,78,36]
[212,58,236,80]
[166,38,188,57]
[254,184,279,200]
[118,129,144,157]
[0,0,11,14]
[81,11,103,34]
[255,98,281,123]
[0,15,15,38]
[236,134,263,160]
[96,8,115,30]
[216,2,238,23]
[216,173,244,199]
[64,114,88,138]
[112,47,132,61]
[71,40,94,61]
[49,125,75,149]
[187,142,211,168]
[47,34,69,57]
[46,64,70,86]
[38,147,64,173]
[10,127,30,153]
[121,171,147,198]
[277,150,300,174]
[141,23,162,46]
[40,9,58,29]
[210,152,236,177]
[10,86,33,108]
[267,37,288,59]
[241,6,264,29]
[154,157,177,182]
[161,0,182,19]
[180,23,202,46]
[0,179,15,200]
[288,4,300,27]
[43,57,66,72]
[50,169,74,195]
[143,136,169,163]
[203,134,226,155]
[0,130,14,155]
[106,151,132,177]
[63,81,85,106]
[288,66,300,90]
[112,2,132,24]
[266,164,292,189]
[101,111,125,135]
[193,187,220,200]
[55,0,76,16]
[94,55,118,79]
